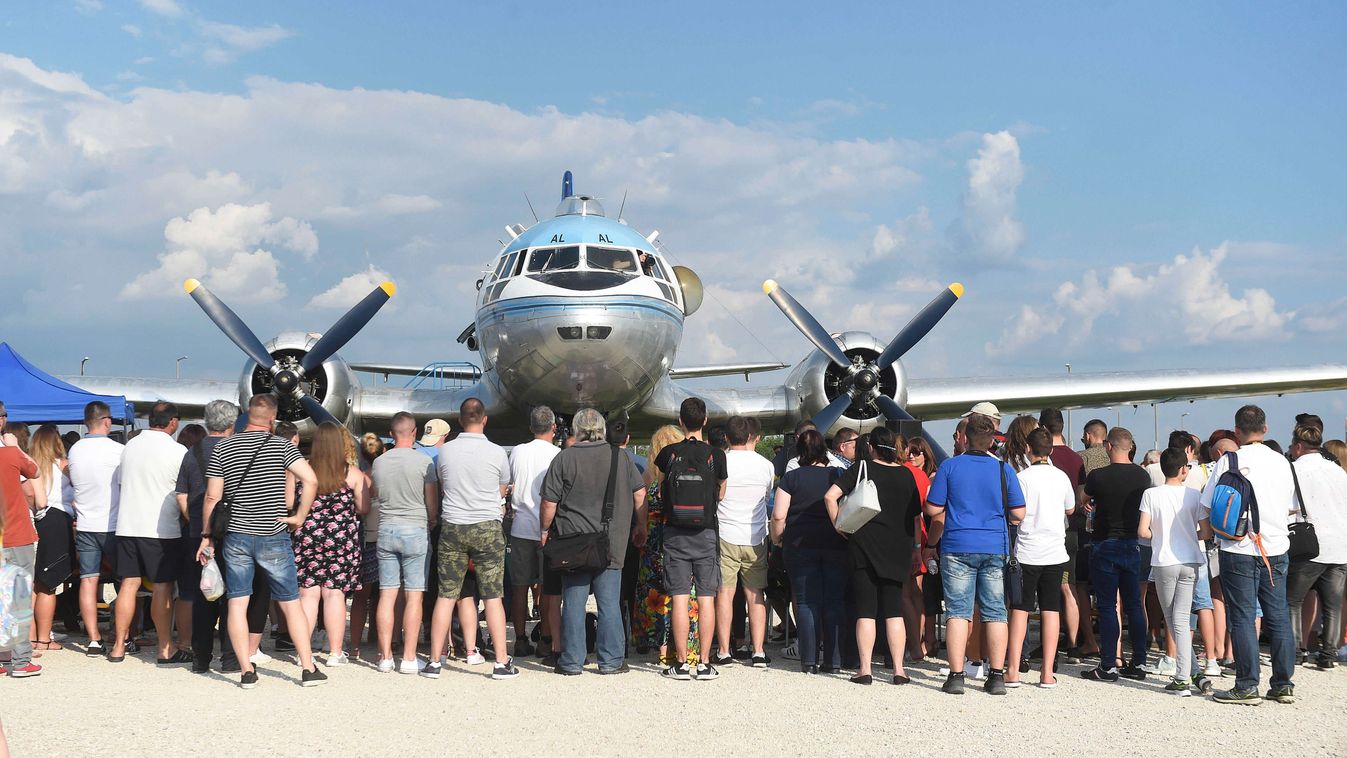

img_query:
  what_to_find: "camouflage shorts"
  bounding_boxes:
[436,521,506,600]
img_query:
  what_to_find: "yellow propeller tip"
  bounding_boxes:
[762,279,778,295]
[184,278,200,294]
[380,281,397,297]
[949,282,965,298]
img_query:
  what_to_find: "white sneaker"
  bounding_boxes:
[377,658,396,673]
[464,648,486,665]
[50,632,68,643]
[1156,655,1176,677]
[398,658,425,675]
[1338,643,1347,662]
[966,661,987,680]
[781,642,800,661]
[1203,658,1222,677]
[249,650,272,665]
[326,652,349,668]
[1139,656,1159,674]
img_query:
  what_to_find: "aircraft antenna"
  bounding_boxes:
[653,238,783,365]
[617,190,628,222]
[524,193,539,222]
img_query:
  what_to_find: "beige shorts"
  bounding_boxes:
[718,539,768,591]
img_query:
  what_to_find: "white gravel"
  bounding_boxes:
[4,643,1346,756]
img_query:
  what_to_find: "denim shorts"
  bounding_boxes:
[75,530,116,579]
[222,532,300,602]
[377,524,429,592]
[1191,559,1214,612]
[941,551,1008,623]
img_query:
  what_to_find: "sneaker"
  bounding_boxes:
[86,640,105,656]
[398,658,425,675]
[661,661,692,680]
[942,672,966,694]
[966,660,987,680]
[420,661,442,679]
[768,625,787,643]
[1203,658,1222,677]
[780,642,800,661]
[465,648,486,665]
[1212,686,1262,705]
[695,663,719,680]
[50,631,68,643]
[377,658,396,673]
[1315,653,1337,670]
[1155,655,1176,677]
[1193,675,1214,695]
[221,659,242,673]
[711,651,734,666]
[553,664,582,676]
[1338,643,1347,662]
[325,652,349,668]
[1165,678,1192,697]
[1264,685,1294,704]
[275,634,296,652]
[1119,662,1148,681]
[751,652,771,668]
[598,663,630,675]
[1063,647,1083,664]
[492,659,520,679]
[1080,666,1120,682]
[7,663,41,678]
[732,645,753,660]
[984,671,1007,695]
[514,639,534,658]
[301,666,328,687]
[240,670,259,689]
[250,650,273,665]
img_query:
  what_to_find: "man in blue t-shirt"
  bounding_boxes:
[925,413,1025,695]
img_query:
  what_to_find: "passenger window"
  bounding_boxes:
[586,247,638,273]
[527,246,580,272]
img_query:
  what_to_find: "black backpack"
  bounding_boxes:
[662,439,719,529]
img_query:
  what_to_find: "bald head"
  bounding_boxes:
[390,411,417,444]
[247,393,278,427]
[459,397,486,432]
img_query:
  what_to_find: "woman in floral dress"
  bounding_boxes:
[293,422,369,667]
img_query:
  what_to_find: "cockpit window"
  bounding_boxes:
[648,255,670,281]
[527,246,580,272]
[586,247,638,273]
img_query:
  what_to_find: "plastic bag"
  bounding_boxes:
[200,558,225,602]
[0,563,34,650]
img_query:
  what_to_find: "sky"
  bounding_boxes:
[0,1,1345,448]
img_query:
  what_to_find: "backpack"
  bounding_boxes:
[1208,451,1273,578]
[0,561,34,650]
[662,440,719,529]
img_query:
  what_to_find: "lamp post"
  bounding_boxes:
[1153,403,1159,451]
[80,356,90,376]
[176,356,188,379]
[1180,412,1189,431]
[1064,363,1072,437]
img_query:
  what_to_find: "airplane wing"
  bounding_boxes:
[348,362,482,381]
[60,376,241,422]
[667,362,787,380]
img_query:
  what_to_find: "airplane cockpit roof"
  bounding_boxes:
[503,208,655,256]
[556,195,605,217]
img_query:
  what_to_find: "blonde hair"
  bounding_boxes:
[360,432,385,464]
[1325,440,1347,475]
[30,424,66,480]
[647,425,685,484]
[342,431,359,467]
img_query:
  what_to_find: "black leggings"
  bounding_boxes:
[852,565,903,620]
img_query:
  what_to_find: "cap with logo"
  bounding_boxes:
[960,401,1002,420]
[419,418,451,445]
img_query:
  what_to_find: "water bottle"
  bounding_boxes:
[926,558,939,575]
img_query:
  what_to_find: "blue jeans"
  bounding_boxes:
[559,567,624,672]
[940,552,1008,623]
[222,532,300,602]
[784,547,847,668]
[1219,550,1294,691]
[1090,538,1147,669]
[2,545,35,671]
[376,524,429,591]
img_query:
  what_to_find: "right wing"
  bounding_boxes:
[667,362,787,380]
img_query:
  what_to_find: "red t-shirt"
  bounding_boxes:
[0,447,39,547]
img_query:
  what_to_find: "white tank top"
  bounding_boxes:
[47,462,75,516]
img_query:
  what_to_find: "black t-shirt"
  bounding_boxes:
[777,465,844,550]
[1084,462,1151,542]
[834,461,919,581]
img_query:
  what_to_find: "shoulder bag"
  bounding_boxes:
[207,435,272,540]
[836,460,882,534]
[1002,461,1024,608]
[1286,456,1319,562]
[545,444,620,574]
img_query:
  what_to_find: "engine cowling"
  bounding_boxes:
[236,331,356,432]
[785,330,909,435]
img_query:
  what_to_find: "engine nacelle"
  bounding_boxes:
[785,330,909,435]
[236,330,357,432]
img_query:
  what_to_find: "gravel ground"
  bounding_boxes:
[5,641,1347,756]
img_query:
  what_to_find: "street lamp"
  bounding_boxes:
[1180,412,1189,430]
[1064,363,1072,436]
[176,356,188,379]
[80,356,90,376]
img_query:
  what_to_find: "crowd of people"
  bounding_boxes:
[1,394,1344,705]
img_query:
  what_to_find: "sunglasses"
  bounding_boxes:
[907,449,924,457]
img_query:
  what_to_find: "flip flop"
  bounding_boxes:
[157,649,195,665]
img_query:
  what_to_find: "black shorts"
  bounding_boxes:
[508,536,542,587]
[922,570,943,615]
[541,559,562,596]
[1013,561,1068,614]
[1073,536,1091,585]
[116,536,183,584]
[1063,531,1079,584]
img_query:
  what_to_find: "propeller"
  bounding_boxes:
[183,277,395,427]
[763,279,963,432]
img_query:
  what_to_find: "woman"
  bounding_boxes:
[347,432,385,659]
[824,426,920,685]
[28,424,73,652]
[1003,415,1039,473]
[632,425,700,663]
[292,423,369,666]
[903,435,938,661]
[171,423,207,648]
[771,429,844,674]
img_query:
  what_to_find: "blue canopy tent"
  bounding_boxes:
[0,342,131,424]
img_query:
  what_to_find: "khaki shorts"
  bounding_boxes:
[718,539,768,591]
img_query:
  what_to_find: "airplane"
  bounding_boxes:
[68,171,1347,452]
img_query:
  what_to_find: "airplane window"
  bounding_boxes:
[510,251,526,277]
[498,251,520,279]
[492,253,512,280]
[650,257,670,281]
[586,247,638,273]
[527,246,580,272]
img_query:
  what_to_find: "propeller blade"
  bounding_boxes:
[810,393,855,436]
[763,280,851,369]
[299,394,341,427]
[875,283,964,370]
[874,394,913,423]
[300,282,396,374]
[184,279,275,370]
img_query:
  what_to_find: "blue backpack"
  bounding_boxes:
[1209,452,1258,540]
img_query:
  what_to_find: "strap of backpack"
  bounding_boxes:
[600,444,620,528]
[1287,455,1308,521]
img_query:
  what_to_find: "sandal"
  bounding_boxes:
[157,649,195,665]
[33,640,63,651]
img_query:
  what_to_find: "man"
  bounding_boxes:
[1039,408,1095,662]
[656,397,728,680]
[539,408,646,675]
[1079,419,1109,475]
[417,418,451,462]
[0,415,40,678]
[177,399,239,673]
[425,398,517,680]
[1080,427,1152,683]
[924,413,1025,695]
[1202,405,1297,704]
[506,406,559,660]
[109,402,189,664]
[67,400,124,656]
[712,416,775,667]
[371,411,438,674]
[198,393,326,689]
[1287,423,1347,670]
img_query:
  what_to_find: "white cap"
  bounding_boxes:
[960,401,1001,420]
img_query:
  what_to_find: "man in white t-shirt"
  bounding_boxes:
[109,402,188,663]
[506,406,559,659]
[1201,405,1297,705]
[712,416,775,667]
[1287,423,1347,670]
[67,400,124,656]
[1006,428,1074,687]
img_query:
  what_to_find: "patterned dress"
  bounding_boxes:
[293,485,363,593]
[631,479,701,665]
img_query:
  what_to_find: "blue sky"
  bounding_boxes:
[1,0,1344,446]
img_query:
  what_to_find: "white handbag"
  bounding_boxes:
[836,460,882,534]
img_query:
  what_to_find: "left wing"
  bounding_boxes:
[667,362,787,380]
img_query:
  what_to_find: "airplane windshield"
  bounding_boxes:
[527,246,580,272]
[586,247,638,274]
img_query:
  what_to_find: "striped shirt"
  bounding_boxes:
[205,431,302,537]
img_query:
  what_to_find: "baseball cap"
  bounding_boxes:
[419,418,451,445]
[960,401,1002,420]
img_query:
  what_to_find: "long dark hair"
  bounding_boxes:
[907,436,937,476]
[868,426,901,464]
[795,429,829,466]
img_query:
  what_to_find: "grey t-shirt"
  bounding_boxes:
[541,441,644,570]
[372,447,438,528]
[437,432,511,525]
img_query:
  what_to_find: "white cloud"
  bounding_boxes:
[74,0,103,15]
[950,130,1025,261]
[320,193,442,220]
[116,70,144,82]
[121,24,142,38]
[308,265,392,309]
[200,22,293,64]
[140,0,183,17]
[134,56,155,65]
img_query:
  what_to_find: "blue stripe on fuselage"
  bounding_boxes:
[478,294,685,325]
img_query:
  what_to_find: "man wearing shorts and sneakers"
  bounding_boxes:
[712,416,774,668]
[67,401,123,656]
